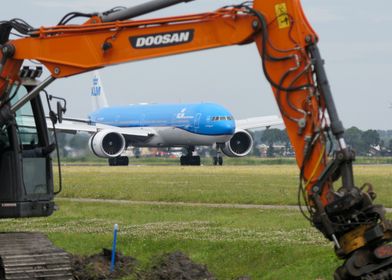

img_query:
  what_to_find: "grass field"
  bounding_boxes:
[1,164,391,279]
[0,200,342,279]
[57,165,392,208]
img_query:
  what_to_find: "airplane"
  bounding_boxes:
[50,71,283,166]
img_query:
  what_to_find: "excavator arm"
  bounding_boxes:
[0,0,390,279]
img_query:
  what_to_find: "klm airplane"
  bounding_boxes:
[53,71,282,165]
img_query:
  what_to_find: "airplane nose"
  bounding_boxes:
[219,121,235,134]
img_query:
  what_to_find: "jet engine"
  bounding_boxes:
[88,130,126,158]
[221,129,254,157]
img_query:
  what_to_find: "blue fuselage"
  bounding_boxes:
[89,103,236,136]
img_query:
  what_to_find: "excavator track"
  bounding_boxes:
[0,232,72,280]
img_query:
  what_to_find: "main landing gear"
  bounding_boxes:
[108,156,129,166]
[180,146,200,166]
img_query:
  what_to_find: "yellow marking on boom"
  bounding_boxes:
[275,3,290,29]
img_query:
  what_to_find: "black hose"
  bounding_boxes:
[243,6,313,92]
[43,90,62,195]
[101,0,195,22]
[57,12,96,26]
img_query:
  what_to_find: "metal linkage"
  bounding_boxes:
[101,0,195,22]
[10,76,55,113]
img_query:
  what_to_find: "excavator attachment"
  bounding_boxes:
[333,203,392,279]
[336,242,392,280]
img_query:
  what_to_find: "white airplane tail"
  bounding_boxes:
[91,70,109,111]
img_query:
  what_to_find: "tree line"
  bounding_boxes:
[256,127,392,157]
[54,127,392,159]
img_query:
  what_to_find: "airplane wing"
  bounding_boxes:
[235,115,283,130]
[47,117,155,139]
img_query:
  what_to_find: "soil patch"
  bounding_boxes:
[71,250,217,280]
[71,248,137,280]
[138,251,216,280]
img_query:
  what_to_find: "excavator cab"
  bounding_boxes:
[0,78,55,218]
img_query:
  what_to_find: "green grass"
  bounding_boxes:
[2,200,390,279]
[0,200,348,280]
[3,164,390,279]
[56,165,392,208]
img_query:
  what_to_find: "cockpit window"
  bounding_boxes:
[211,116,233,121]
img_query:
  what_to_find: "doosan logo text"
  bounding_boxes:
[130,30,194,49]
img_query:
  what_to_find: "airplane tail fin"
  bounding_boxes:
[91,70,109,111]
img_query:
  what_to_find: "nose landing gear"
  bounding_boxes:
[213,146,223,166]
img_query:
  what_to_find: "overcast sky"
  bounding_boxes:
[1,0,392,129]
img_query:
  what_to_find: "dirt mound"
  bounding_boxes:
[71,250,217,280]
[71,248,137,280]
[138,251,216,280]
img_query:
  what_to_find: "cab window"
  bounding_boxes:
[13,86,39,146]
[11,85,48,195]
